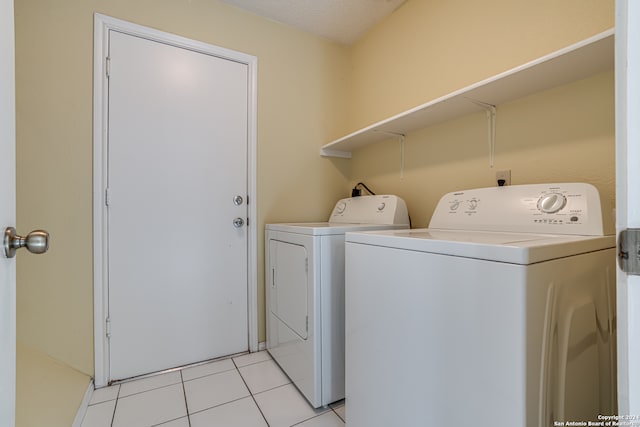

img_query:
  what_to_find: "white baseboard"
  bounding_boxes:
[72,379,94,427]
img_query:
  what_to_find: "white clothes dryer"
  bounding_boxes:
[266,195,410,408]
[345,183,616,427]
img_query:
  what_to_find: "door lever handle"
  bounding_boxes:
[3,227,50,258]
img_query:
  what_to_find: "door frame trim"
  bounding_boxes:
[92,13,258,387]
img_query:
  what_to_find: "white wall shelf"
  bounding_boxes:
[320,29,614,159]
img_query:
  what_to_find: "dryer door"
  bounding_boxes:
[270,239,308,339]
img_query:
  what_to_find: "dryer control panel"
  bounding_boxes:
[329,195,410,226]
[429,183,614,236]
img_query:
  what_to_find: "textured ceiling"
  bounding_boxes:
[222,0,406,45]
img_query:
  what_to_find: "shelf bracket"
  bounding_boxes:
[373,130,406,179]
[467,98,497,168]
[320,148,352,158]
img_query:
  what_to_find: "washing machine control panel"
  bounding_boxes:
[329,195,410,226]
[430,183,614,236]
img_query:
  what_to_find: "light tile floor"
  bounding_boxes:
[80,351,345,427]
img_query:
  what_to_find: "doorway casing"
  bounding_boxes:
[92,13,258,388]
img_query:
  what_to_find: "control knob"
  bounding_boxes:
[537,193,567,214]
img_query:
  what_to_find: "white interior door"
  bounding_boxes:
[107,29,250,380]
[0,0,16,422]
[616,0,640,415]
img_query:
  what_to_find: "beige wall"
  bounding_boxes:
[341,0,615,227]
[14,0,616,378]
[345,0,614,131]
[349,71,615,227]
[15,0,350,376]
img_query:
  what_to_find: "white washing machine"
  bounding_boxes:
[345,183,616,427]
[266,195,410,408]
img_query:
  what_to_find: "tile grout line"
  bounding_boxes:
[118,381,184,399]
[108,351,326,427]
[179,370,192,427]
[239,353,344,426]
[150,415,191,427]
[233,356,272,426]
[187,395,255,418]
[289,412,324,427]
[180,357,274,417]
[234,354,273,369]
[237,358,295,397]
[110,385,121,427]
[289,405,345,426]
[181,365,237,383]
[329,400,346,423]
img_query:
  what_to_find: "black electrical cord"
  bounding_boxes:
[351,182,376,197]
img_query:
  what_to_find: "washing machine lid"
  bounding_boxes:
[345,228,615,265]
[265,222,408,236]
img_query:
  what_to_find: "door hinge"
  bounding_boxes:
[306,316,309,332]
[619,229,640,275]
[305,258,308,273]
[105,188,110,206]
[106,56,111,78]
[106,317,112,339]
